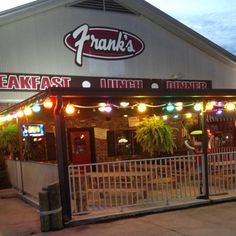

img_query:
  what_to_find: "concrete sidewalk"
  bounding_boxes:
[0,195,40,235]
[1,188,236,236]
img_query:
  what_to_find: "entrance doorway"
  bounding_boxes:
[68,128,96,165]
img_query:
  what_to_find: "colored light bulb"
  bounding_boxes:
[166,103,175,112]
[137,103,147,113]
[65,104,75,114]
[43,98,53,109]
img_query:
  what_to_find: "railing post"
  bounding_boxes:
[201,102,209,199]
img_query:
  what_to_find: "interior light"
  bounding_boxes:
[216,109,223,115]
[65,104,75,115]
[162,115,168,120]
[173,114,179,119]
[43,98,53,109]
[185,113,192,119]
[118,138,128,144]
[137,103,147,113]
[120,101,130,108]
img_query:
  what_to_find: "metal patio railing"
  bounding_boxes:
[69,148,236,216]
[208,151,236,195]
[68,154,205,215]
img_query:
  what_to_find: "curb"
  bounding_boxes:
[66,199,211,227]
[66,196,236,227]
[0,188,17,199]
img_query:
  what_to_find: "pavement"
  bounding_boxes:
[1,188,236,235]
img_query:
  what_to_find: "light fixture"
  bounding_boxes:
[24,107,32,116]
[175,102,183,111]
[43,98,53,109]
[137,103,147,113]
[32,103,41,113]
[173,114,179,119]
[5,115,12,121]
[217,101,224,106]
[118,137,128,144]
[104,105,112,113]
[205,102,214,111]
[166,103,175,112]
[194,103,203,112]
[0,116,5,123]
[185,113,192,119]
[225,102,235,111]
[65,104,75,114]
[11,113,18,119]
[120,101,129,108]
[98,106,105,112]
[98,103,112,113]
[17,110,24,118]
[162,115,168,120]
[216,109,223,115]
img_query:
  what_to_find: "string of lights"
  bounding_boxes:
[0,97,236,124]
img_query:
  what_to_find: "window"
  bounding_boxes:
[107,130,142,156]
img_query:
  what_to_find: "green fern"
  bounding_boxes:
[135,116,177,156]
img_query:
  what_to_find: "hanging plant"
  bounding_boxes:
[135,116,177,156]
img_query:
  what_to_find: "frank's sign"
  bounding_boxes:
[64,24,145,66]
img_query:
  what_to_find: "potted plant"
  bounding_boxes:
[135,116,177,156]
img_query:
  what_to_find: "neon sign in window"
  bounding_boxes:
[22,124,45,137]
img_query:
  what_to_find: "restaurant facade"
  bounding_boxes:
[1,0,236,224]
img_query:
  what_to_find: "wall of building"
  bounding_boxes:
[0,4,236,102]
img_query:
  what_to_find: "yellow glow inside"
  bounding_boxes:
[162,115,168,120]
[120,101,130,108]
[185,113,192,119]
